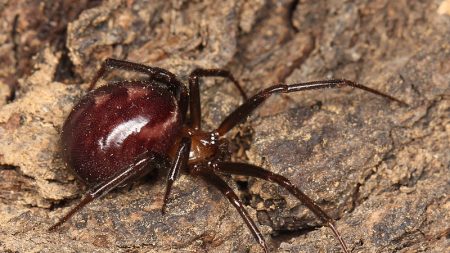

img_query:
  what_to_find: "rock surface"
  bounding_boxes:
[0,1,449,252]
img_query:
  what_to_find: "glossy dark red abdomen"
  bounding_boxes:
[61,81,182,186]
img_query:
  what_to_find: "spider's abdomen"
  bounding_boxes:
[61,81,182,186]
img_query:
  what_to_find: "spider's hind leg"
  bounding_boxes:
[48,151,155,231]
[89,58,189,120]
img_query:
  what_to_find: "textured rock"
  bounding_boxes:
[0,0,449,252]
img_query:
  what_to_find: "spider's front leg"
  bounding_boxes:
[188,68,247,130]
[216,79,407,136]
[214,162,349,253]
[209,79,407,252]
[191,165,269,253]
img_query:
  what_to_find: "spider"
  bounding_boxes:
[49,58,406,253]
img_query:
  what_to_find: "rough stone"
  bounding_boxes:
[0,0,448,252]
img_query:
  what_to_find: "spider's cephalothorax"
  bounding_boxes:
[50,58,406,253]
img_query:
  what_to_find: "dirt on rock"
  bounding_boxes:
[0,1,449,252]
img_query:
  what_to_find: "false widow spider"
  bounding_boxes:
[49,58,406,253]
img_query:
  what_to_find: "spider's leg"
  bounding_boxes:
[89,58,188,120]
[161,137,191,214]
[192,166,269,253]
[189,68,247,130]
[214,162,349,253]
[216,79,407,136]
[48,151,155,231]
